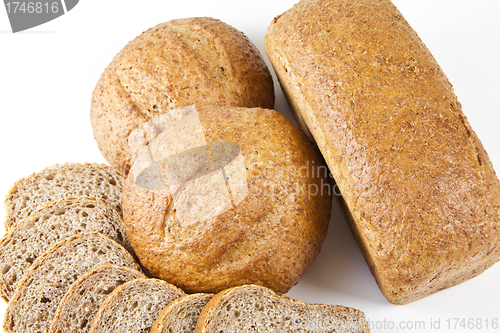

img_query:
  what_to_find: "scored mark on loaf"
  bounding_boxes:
[169,21,233,84]
[132,106,249,228]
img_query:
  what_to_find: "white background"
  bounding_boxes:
[1,1,499,332]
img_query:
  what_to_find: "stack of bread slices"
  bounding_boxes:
[0,162,369,333]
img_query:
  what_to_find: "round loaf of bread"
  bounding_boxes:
[91,17,275,174]
[122,105,332,294]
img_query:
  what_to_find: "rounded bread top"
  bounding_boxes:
[91,17,275,174]
[122,105,332,294]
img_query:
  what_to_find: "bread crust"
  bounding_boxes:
[122,106,332,294]
[265,0,500,304]
[91,17,275,174]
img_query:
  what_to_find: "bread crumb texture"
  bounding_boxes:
[150,293,213,333]
[0,196,131,301]
[3,232,140,333]
[49,264,145,333]
[195,285,370,332]
[3,163,124,229]
[88,278,185,333]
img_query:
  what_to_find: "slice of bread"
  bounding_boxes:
[195,285,370,332]
[0,196,132,301]
[4,162,125,229]
[3,232,140,333]
[49,264,146,333]
[89,278,185,333]
[151,293,213,333]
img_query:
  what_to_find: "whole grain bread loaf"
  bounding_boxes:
[195,284,370,332]
[91,17,275,174]
[3,232,140,333]
[122,105,332,294]
[88,278,185,333]
[49,264,146,333]
[3,163,124,229]
[0,196,131,301]
[151,293,213,333]
[265,0,500,304]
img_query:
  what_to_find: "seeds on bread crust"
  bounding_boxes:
[264,0,500,304]
[122,106,332,294]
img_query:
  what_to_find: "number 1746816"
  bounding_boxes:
[5,2,60,14]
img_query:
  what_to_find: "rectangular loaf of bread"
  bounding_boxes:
[265,0,500,304]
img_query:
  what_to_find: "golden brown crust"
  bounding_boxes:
[265,0,500,304]
[122,106,332,294]
[91,17,275,174]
